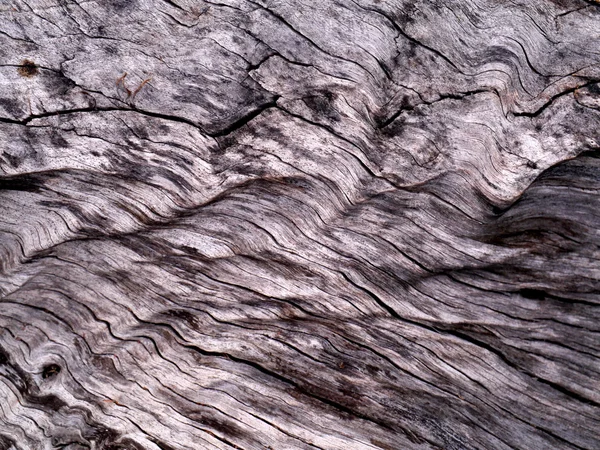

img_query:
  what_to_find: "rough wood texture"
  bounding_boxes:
[1,0,599,449]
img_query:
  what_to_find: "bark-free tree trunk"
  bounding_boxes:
[1,0,599,449]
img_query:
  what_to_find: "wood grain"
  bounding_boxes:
[1,0,599,449]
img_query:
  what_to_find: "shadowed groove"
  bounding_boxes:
[1,0,600,449]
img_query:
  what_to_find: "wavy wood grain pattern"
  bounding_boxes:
[1,0,599,449]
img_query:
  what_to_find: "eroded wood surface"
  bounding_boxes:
[1,0,599,449]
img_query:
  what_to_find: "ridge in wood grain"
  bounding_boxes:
[0,0,599,449]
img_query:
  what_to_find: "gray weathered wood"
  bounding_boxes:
[1,0,599,449]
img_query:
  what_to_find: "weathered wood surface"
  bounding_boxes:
[0,0,599,449]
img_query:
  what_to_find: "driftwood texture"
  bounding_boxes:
[1,0,600,449]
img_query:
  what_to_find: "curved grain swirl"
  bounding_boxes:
[1,0,599,449]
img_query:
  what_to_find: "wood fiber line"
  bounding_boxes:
[0,0,599,449]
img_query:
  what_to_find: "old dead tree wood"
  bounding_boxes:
[0,0,599,449]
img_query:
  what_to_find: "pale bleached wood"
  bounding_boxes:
[0,0,599,449]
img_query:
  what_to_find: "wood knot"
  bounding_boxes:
[574,82,600,110]
[17,59,39,78]
[42,364,61,379]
